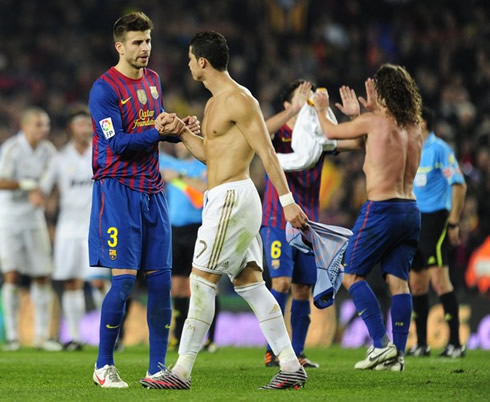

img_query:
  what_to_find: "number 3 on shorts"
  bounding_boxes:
[107,227,118,248]
[271,240,281,259]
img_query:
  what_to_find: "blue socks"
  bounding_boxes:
[391,293,412,355]
[147,270,172,375]
[349,281,388,348]
[266,289,288,353]
[291,299,311,355]
[97,274,136,368]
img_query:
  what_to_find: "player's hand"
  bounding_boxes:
[447,225,461,247]
[358,78,379,112]
[155,112,175,133]
[283,203,309,230]
[335,86,360,118]
[291,81,312,113]
[183,115,201,135]
[312,89,329,115]
[28,189,44,207]
[156,113,185,136]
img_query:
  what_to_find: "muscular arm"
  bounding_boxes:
[336,138,365,152]
[266,108,297,138]
[179,128,206,164]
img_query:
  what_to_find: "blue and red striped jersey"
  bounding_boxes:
[89,67,166,193]
[262,124,325,229]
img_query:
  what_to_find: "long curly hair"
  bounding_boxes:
[374,64,422,128]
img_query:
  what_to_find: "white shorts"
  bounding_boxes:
[192,179,263,281]
[53,233,111,281]
[0,226,53,276]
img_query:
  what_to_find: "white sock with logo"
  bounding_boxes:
[1,283,20,342]
[174,274,216,380]
[235,281,300,372]
[30,282,53,343]
[62,289,85,342]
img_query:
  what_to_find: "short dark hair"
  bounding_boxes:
[422,106,435,132]
[113,11,153,42]
[67,104,90,123]
[280,79,316,104]
[374,64,422,128]
[189,32,229,71]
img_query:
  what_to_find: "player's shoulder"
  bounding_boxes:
[0,134,23,157]
[39,139,57,154]
[144,68,160,80]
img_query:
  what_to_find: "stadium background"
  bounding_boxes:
[0,0,488,349]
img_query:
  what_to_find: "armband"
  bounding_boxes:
[279,192,295,207]
[19,179,38,191]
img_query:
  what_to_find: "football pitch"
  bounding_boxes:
[0,345,488,401]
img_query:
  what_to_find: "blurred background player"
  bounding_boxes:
[160,142,219,352]
[408,106,467,358]
[41,105,111,351]
[0,107,62,351]
[261,79,321,368]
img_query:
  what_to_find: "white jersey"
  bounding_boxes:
[0,133,56,230]
[41,142,93,239]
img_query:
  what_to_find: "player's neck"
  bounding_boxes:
[73,141,89,155]
[24,133,39,149]
[203,70,234,96]
[115,61,143,80]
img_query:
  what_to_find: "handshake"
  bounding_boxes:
[155,113,200,138]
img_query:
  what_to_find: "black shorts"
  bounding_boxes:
[411,210,449,272]
[172,224,200,277]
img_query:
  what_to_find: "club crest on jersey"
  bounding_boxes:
[150,86,159,99]
[137,89,148,105]
[272,259,280,269]
[109,249,117,260]
[99,117,115,139]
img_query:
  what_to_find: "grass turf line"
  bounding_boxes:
[0,346,488,401]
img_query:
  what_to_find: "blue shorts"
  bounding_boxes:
[89,179,172,271]
[261,226,316,285]
[344,199,421,281]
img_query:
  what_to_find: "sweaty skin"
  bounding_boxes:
[313,85,423,201]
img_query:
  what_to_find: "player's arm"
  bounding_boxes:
[39,154,59,196]
[265,81,311,138]
[0,145,38,191]
[232,92,308,229]
[446,155,467,246]
[89,81,162,154]
[313,90,373,140]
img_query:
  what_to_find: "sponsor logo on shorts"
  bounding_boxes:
[109,249,117,260]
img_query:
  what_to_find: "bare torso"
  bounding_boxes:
[201,84,255,189]
[363,112,422,200]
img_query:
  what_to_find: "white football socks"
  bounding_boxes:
[1,282,19,342]
[62,289,85,342]
[30,282,52,343]
[235,281,300,372]
[174,274,217,380]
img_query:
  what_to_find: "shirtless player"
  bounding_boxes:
[313,64,423,371]
[141,31,309,390]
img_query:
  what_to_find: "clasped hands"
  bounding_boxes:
[155,113,200,137]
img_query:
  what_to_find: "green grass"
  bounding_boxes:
[0,346,488,401]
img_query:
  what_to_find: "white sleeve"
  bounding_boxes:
[0,142,17,179]
[40,153,59,195]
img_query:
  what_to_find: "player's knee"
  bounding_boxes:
[342,273,360,290]
[271,277,291,293]
[111,274,137,301]
[291,283,311,300]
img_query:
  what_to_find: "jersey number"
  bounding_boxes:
[107,227,118,248]
[271,240,282,259]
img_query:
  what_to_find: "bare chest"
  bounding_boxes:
[202,99,234,139]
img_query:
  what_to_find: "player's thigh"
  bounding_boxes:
[172,224,199,277]
[193,180,262,280]
[141,191,172,271]
[260,226,294,279]
[0,229,27,274]
[417,211,449,268]
[25,226,53,277]
[53,235,85,280]
[291,249,317,286]
[89,179,142,269]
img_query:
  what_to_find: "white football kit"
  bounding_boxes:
[192,179,263,280]
[0,133,55,275]
[41,142,109,280]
